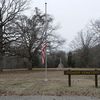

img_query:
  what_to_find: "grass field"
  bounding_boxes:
[0,69,100,98]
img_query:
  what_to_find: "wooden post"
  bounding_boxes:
[68,69,71,87]
[95,69,98,88]
[95,74,98,88]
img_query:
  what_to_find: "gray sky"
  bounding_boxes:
[28,0,100,51]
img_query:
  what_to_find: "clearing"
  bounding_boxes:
[0,69,100,98]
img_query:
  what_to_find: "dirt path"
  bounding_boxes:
[0,96,100,100]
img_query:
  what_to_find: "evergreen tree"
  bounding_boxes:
[67,51,73,67]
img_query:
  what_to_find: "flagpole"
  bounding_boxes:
[44,2,48,81]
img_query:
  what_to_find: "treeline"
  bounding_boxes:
[32,50,68,68]
[1,0,100,69]
[0,0,65,70]
[69,20,100,68]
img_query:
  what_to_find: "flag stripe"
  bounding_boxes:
[41,43,47,64]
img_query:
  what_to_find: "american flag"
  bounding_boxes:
[41,43,47,64]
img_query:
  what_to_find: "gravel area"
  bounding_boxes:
[0,96,100,100]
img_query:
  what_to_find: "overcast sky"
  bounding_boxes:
[28,0,100,51]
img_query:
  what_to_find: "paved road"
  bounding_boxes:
[0,96,100,100]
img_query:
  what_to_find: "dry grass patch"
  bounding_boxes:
[0,70,100,97]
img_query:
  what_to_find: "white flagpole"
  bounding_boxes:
[44,2,48,81]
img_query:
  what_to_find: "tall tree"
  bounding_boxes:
[0,0,28,56]
[10,8,65,70]
[70,30,97,67]
[67,51,73,67]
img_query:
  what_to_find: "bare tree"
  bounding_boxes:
[70,30,97,50]
[0,0,28,56]
[70,29,97,67]
[91,20,100,44]
[10,8,65,70]
[69,19,100,67]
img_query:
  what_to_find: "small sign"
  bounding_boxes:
[64,69,100,88]
[64,70,100,75]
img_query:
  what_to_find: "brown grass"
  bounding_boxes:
[0,70,100,97]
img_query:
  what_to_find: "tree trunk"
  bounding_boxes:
[28,67,32,70]
[28,57,32,70]
[0,8,3,55]
[0,8,4,71]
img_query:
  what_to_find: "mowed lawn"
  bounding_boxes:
[0,69,100,97]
